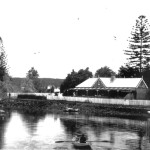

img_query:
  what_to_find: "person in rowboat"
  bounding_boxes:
[79,134,87,143]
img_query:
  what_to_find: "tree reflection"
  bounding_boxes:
[0,113,11,149]
[19,110,46,135]
[60,118,78,135]
[0,119,6,149]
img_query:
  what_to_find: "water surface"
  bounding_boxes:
[0,111,149,150]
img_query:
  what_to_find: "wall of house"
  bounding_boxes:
[136,89,149,100]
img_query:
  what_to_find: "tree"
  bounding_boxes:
[77,67,93,84]
[0,37,8,81]
[60,70,78,93]
[60,67,93,93]
[0,37,12,99]
[26,67,41,92]
[95,66,116,77]
[117,64,140,78]
[21,78,36,93]
[26,67,39,80]
[124,15,150,73]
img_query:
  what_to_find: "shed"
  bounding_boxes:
[69,77,148,99]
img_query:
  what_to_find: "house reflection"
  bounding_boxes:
[60,114,150,149]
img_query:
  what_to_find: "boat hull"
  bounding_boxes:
[72,142,91,149]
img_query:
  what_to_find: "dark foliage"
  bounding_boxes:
[95,66,116,77]
[117,64,140,78]
[60,67,93,93]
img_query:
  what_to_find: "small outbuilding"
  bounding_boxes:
[54,88,60,96]
[68,77,148,100]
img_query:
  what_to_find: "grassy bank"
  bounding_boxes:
[0,98,150,119]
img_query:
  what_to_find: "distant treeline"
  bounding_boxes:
[11,77,64,92]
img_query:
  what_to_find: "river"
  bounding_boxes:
[0,110,149,150]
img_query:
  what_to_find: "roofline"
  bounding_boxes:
[136,78,148,89]
[98,78,106,88]
[92,78,106,88]
[75,77,148,89]
[91,78,98,87]
[70,87,136,91]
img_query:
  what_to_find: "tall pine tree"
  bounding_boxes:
[0,37,8,81]
[0,37,12,98]
[124,15,150,73]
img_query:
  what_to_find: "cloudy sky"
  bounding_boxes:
[0,0,150,79]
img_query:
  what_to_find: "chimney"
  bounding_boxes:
[110,75,115,82]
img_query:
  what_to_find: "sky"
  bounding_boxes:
[0,0,150,79]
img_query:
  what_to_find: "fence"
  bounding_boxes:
[63,96,150,106]
[8,93,150,107]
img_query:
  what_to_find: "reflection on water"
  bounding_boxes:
[0,111,149,149]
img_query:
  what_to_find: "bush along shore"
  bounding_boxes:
[0,98,150,119]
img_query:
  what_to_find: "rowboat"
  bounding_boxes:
[64,107,79,112]
[72,141,91,149]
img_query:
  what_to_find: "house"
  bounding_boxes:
[68,77,148,100]
[54,88,60,96]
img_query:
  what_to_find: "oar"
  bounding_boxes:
[88,140,111,143]
[55,140,111,143]
[55,141,73,143]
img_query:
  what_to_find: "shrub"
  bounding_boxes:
[17,94,47,100]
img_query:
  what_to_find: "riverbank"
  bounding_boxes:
[0,98,150,119]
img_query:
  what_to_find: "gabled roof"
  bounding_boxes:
[100,78,146,88]
[76,77,148,89]
[76,78,97,88]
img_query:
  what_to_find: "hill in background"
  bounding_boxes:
[11,77,64,92]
